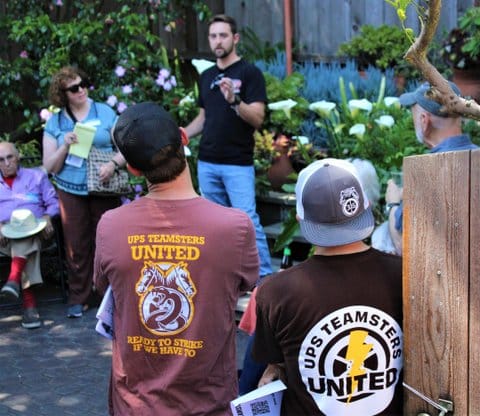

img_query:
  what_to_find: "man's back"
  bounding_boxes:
[94,196,258,415]
[254,248,403,415]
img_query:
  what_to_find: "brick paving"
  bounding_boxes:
[0,292,249,416]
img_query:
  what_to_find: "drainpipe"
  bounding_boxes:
[284,0,293,75]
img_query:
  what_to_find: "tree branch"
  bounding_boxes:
[405,0,480,119]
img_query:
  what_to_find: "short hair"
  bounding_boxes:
[0,141,18,156]
[48,66,88,108]
[143,144,186,184]
[208,14,238,34]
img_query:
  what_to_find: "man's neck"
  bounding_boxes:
[146,168,199,201]
[313,241,370,256]
[217,52,241,70]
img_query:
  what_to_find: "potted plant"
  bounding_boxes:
[440,7,480,100]
[259,72,322,192]
[337,24,418,91]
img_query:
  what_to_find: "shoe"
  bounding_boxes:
[1,281,20,302]
[67,304,83,318]
[21,307,41,329]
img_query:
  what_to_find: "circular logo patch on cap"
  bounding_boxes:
[340,187,360,217]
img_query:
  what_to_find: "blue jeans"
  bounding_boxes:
[198,161,272,276]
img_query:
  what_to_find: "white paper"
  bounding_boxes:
[230,380,287,416]
[95,285,114,340]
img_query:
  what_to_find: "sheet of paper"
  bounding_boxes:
[69,122,96,159]
[230,380,287,416]
[95,285,114,340]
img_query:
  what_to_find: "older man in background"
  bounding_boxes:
[0,141,59,328]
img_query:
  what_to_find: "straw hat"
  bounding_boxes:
[1,209,47,239]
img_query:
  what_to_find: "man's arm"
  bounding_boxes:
[184,108,205,139]
[234,101,265,130]
[219,77,265,130]
[385,179,403,255]
[388,205,403,255]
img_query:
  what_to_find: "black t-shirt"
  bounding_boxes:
[253,248,403,416]
[198,59,267,165]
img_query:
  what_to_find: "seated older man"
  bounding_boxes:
[0,141,59,329]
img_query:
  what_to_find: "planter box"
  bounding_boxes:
[256,191,296,226]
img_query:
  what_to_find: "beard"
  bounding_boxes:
[213,43,234,59]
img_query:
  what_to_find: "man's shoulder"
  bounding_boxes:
[18,166,48,179]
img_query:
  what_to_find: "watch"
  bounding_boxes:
[233,94,241,106]
[385,202,400,215]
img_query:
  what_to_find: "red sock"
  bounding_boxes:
[8,256,27,284]
[22,287,36,309]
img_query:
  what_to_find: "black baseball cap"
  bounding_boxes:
[113,102,182,171]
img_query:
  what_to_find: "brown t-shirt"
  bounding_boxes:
[94,196,259,416]
[253,249,403,416]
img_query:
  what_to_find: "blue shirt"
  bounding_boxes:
[44,100,117,195]
[395,134,478,231]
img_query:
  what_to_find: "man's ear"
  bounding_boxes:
[179,127,189,146]
[126,164,142,177]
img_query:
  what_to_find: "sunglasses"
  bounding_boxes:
[63,80,89,94]
[210,73,225,90]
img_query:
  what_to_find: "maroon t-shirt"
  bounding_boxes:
[253,249,403,416]
[94,196,259,415]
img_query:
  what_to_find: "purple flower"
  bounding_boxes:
[155,76,165,87]
[19,50,28,59]
[134,184,143,193]
[115,65,126,77]
[39,108,52,121]
[159,68,170,78]
[106,95,118,107]
[121,196,131,205]
[55,0,63,6]
[163,81,172,91]
[122,84,133,95]
[117,102,128,113]
[169,76,177,87]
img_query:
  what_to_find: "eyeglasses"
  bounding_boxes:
[63,80,88,94]
[210,73,224,90]
[0,154,15,164]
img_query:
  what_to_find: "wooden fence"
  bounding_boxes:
[403,150,480,415]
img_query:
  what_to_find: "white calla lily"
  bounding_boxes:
[309,100,336,118]
[349,123,366,139]
[375,115,395,128]
[348,99,373,115]
[384,96,400,108]
[268,99,297,119]
[292,135,310,145]
[179,95,195,106]
[191,59,215,74]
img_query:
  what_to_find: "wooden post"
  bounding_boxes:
[403,150,480,415]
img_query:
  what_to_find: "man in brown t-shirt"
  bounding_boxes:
[253,159,403,415]
[93,102,259,415]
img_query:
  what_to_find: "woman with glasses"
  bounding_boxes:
[42,66,125,319]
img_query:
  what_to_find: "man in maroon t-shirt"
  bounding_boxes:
[93,103,258,415]
[253,159,403,415]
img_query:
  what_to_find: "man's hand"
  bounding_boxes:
[218,76,236,104]
[41,215,54,240]
[385,179,403,205]
[258,363,283,387]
